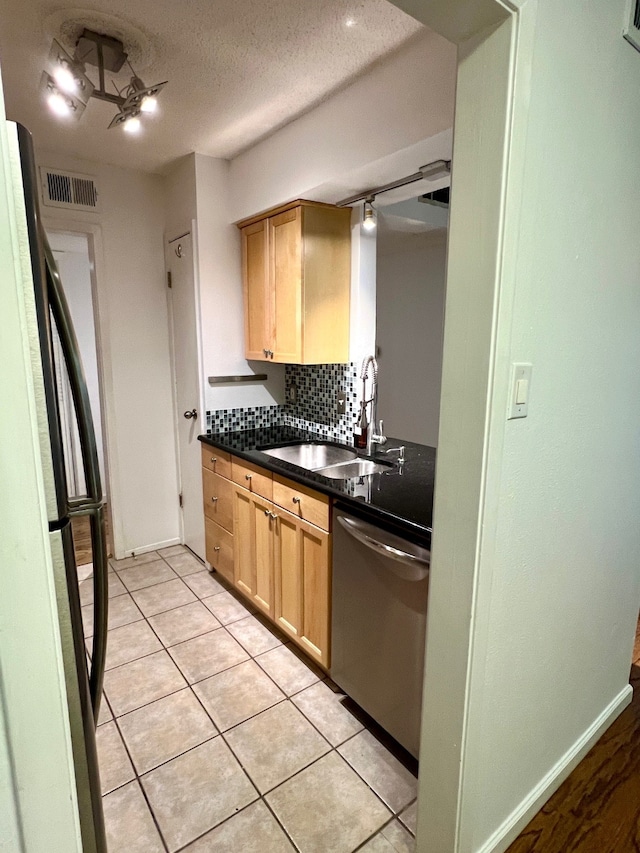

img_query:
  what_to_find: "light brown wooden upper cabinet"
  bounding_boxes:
[238,200,351,364]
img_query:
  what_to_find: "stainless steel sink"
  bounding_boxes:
[260,442,358,469]
[314,459,393,479]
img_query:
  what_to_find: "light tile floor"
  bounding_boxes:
[83,545,418,853]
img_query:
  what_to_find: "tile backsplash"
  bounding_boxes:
[206,405,282,434]
[206,363,360,442]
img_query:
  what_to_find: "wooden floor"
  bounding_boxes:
[71,507,111,565]
[509,626,640,852]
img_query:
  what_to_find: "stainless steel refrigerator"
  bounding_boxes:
[10,122,109,852]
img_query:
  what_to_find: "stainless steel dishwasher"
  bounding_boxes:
[330,506,430,759]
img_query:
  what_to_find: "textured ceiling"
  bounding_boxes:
[0,0,423,173]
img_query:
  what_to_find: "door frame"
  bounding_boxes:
[165,220,206,547]
[43,218,116,560]
[384,1,538,851]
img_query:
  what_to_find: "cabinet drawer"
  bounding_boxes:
[231,457,273,500]
[201,445,232,479]
[272,475,330,532]
[203,470,234,532]
[205,518,234,584]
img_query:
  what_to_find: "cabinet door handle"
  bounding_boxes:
[211,496,218,503]
[264,509,271,516]
[270,512,278,520]
[292,497,301,504]
[213,546,220,552]
[210,457,217,464]
[263,348,268,357]
[245,474,252,481]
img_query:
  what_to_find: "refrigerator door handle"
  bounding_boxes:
[45,241,108,722]
[87,506,108,721]
[69,504,108,720]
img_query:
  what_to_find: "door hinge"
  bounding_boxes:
[167,270,172,288]
[179,492,183,508]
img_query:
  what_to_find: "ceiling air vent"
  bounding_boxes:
[40,167,100,213]
[624,0,640,53]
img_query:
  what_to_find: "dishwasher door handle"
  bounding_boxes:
[337,515,430,576]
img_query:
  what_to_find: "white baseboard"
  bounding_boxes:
[113,537,181,560]
[477,684,633,853]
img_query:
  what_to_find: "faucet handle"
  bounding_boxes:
[372,420,387,446]
[383,444,405,461]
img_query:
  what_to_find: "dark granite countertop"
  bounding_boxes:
[199,426,435,548]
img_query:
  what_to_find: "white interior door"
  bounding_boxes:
[167,233,205,559]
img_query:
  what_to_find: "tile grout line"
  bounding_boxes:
[350,814,409,853]
[145,582,328,852]
[107,715,171,853]
[178,609,404,849]
[185,688,299,850]
[92,548,211,851]
[102,552,226,852]
[97,550,415,851]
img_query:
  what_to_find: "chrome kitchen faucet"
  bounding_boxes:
[360,355,387,454]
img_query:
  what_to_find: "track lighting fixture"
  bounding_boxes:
[41,72,85,119]
[337,159,453,209]
[47,39,95,102]
[107,73,167,130]
[40,29,167,133]
[362,198,377,233]
[419,159,452,181]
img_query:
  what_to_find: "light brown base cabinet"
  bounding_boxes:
[201,444,332,669]
[273,508,330,667]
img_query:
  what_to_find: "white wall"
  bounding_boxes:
[39,150,180,557]
[193,153,285,413]
[461,1,640,847]
[164,154,197,242]
[376,229,446,446]
[349,206,377,367]
[228,28,456,221]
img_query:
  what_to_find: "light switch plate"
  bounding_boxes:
[507,363,532,419]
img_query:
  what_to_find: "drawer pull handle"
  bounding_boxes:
[245,474,252,481]
[213,546,221,552]
[292,497,301,504]
[210,457,216,464]
[211,497,218,503]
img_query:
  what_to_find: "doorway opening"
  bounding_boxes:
[47,229,112,562]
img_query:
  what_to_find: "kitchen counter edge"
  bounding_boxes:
[198,431,433,548]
